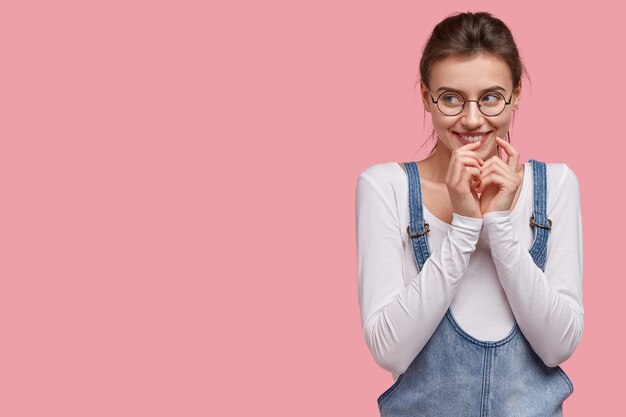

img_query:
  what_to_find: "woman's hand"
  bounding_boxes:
[476,137,523,214]
[446,140,485,219]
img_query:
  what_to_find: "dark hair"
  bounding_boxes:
[416,11,530,156]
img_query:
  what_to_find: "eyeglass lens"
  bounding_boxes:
[437,91,506,116]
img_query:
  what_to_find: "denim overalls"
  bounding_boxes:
[377,160,574,417]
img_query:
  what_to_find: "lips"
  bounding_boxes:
[454,130,493,145]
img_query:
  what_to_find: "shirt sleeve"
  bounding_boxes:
[356,171,483,376]
[482,164,584,367]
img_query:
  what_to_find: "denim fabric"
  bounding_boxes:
[528,160,550,271]
[405,161,432,269]
[377,160,573,417]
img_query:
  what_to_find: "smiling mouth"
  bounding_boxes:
[454,131,493,144]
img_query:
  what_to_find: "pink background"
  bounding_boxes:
[0,0,621,415]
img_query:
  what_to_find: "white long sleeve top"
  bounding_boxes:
[355,161,584,380]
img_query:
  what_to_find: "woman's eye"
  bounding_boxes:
[442,94,463,104]
[481,93,502,103]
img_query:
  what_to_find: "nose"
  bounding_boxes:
[460,100,484,128]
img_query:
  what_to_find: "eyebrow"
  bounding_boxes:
[435,85,507,94]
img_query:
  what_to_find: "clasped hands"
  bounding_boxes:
[446,136,523,219]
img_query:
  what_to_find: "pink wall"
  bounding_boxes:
[0,0,621,415]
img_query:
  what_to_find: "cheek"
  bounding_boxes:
[495,114,513,131]
[431,114,454,131]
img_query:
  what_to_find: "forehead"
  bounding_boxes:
[429,54,513,93]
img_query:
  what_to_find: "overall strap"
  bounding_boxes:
[403,161,432,271]
[528,159,552,271]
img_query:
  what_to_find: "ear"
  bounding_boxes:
[419,80,432,113]
[512,81,522,110]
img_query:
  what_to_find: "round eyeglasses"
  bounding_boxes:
[429,89,514,117]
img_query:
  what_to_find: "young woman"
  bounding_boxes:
[355,11,583,416]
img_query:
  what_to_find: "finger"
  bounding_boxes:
[475,172,508,193]
[484,155,508,174]
[476,170,520,193]
[495,136,520,169]
[459,140,483,150]
[456,140,484,157]
[481,156,515,179]
[449,164,480,186]
[448,154,483,177]
[448,165,480,188]
[456,156,482,170]
[454,149,485,166]
[459,166,482,188]
[449,157,483,184]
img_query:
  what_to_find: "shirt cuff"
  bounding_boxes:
[451,212,484,231]
[482,210,511,225]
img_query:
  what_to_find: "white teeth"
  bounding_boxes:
[461,135,483,142]
[457,132,490,142]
